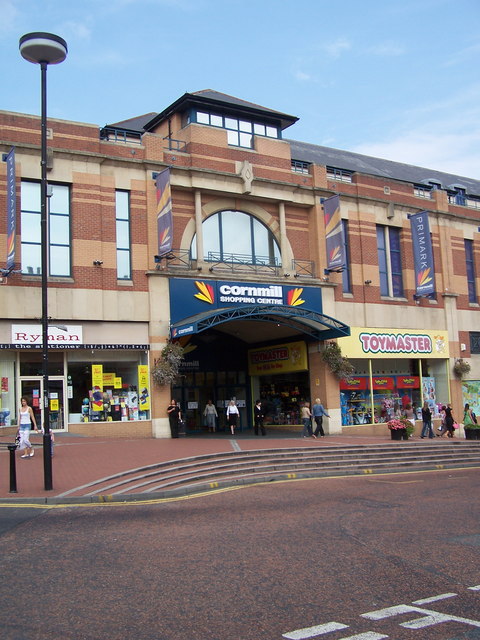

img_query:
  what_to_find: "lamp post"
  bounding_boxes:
[19,33,67,491]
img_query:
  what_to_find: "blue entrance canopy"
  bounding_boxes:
[170,304,350,341]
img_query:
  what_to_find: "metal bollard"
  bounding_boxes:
[7,444,18,493]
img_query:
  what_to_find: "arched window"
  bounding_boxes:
[191,210,281,266]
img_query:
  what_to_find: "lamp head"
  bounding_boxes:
[19,32,67,65]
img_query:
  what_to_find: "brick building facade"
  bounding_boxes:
[1,90,479,437]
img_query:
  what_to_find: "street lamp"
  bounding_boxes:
[19,33,68,491]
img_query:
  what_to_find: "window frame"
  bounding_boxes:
[465,238,478,303]
[376,225,404,298]
[20,180,71,277]
[115,189,132,280]
[191,109,279,148]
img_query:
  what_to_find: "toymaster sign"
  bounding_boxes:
[169,278,323,333]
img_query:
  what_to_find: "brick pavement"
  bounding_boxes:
[0,428,456,501]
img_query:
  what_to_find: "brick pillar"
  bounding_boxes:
[309,346,341,434]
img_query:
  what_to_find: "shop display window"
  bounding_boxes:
[0,357,16,426]
[67,354,149,423]
[19,351,64,376]
[340,359,444,426]
[257,373,309,425]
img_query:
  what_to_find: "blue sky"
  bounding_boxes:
[1,0,480,179]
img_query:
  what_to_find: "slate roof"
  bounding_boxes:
[102,89,480,196]
[289,139,480,195]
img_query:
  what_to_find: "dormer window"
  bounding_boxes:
[326,166,353,183]
[191,109,279,148]
[414,184,432,199]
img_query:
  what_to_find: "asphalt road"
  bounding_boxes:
[0,468,479,640]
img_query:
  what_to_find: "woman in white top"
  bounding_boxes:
[18,397,39,458]
[226,400,239,435]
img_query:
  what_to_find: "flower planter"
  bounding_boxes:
[465,428,480,440]
[390,428,408,441]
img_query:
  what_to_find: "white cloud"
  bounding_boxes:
[60,21,92,40]
[353,129,480,178]
[295,70,312,82]
[443,41,480,67]
[367,41,405,56]
[322,37,351,59]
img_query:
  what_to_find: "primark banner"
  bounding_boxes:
[323,194,345,271]
[5,147,16,271]
[409,210,435,297]
[156,168,173,256]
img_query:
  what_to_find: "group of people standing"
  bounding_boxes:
[301,399,330,439]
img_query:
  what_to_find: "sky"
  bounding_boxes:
[1,0,480,180]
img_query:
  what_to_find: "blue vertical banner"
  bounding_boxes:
[5,147,16,270]
[323,194,345,271]
[156,168,173,255]
[410,210,435,296]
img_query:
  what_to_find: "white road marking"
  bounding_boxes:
[362,604,480,629]
[282,622,348,638]
[338,634,388,640]
[469,585,480,591]
[412,593,457,604]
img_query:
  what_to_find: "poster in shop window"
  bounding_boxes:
[138,365,150,411]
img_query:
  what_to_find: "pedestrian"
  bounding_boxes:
[254,399,266,436]
[420,401,434,439]
[203,399,218,432]
[226,400,239,436]
[301,402,316,439]
[167,398,181,438]
[440,404,455,438]
[312,397,330,438]
[463,403,475,428]
[17,396,39,458]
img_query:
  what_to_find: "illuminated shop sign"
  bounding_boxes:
[169,278,322,324]
[248,341,308,375]
[338,328,449,359]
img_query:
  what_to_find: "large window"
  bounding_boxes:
[191,210,281,266]
[192,110,279,149]
[465,239,477,303]
[116,190,131,279]
[377,225,404,297]
[21,181,71,276]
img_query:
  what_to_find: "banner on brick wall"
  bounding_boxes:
[5,147,16,271]
[409,210,435,297]
[323,194,345,272]
[156,168,173,256]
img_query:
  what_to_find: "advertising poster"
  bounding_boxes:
[138,365,150,411]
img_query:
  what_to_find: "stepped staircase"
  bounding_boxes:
[60,441,480,500]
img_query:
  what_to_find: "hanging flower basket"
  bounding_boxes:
[152,342,184,387]
[321,342,355,380]
[453,358,470,379]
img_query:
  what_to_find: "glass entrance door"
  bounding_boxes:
[20,379,42,430]
[20,377,65,431]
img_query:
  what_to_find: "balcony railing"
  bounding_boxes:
[163,136,187,153]
[291,259,315,278]
[206,252,280,275]
[154,249,192,270]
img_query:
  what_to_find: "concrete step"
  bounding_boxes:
[75,441,480,498]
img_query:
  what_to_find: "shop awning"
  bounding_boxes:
[170,304,350,342]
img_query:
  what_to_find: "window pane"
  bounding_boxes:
[21,244,41,274]
[117,250,131,279]
[377,227,389,296]
[50,245,70,276]
[225,117,238,130]
[239,132,253,148]
[197,111,209,124]
[210,114,222,127]
[21,211,41,243]
[239,120,252,132]
[221,211,252,255]
[21,182,40,211]
[254,123,265,136]
[115,191,129,219]
[252,218,270,257]
[227,130,239,146]
[266,126,278,138]
[49,185,69,213]
[116,219,130,249]
[50,213,70,244]
[202,214,220,259]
